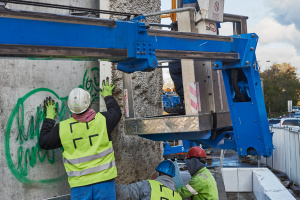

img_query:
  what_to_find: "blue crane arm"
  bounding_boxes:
[0,9,273,157]
[0,10,241,72]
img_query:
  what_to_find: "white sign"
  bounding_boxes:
[197,0,224,22]
[288,100,292,112]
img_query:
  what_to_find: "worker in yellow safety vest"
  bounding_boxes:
[177,147,219,200]
[39,77,121,200]
[115,160,182,200]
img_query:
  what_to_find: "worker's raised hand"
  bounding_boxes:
[44,96,57,119]
[100,77,114,98]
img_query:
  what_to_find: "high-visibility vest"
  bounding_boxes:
[148,180,182,200]
[59,113,117,188]
[177,168,218,200]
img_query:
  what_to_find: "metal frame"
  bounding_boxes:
[0,8,273,157]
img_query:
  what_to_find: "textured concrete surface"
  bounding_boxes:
[1,0,163,199]
[110,0,163,184]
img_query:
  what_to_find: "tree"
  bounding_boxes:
[260,63,300,115]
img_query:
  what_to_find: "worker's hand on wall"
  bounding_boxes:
[44,96,57,119]
[100,77,114,98]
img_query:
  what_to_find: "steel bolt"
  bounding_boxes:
[137,52,140,54]
[252,34,255,38]
[153,52,156,55]
[250,47,254,51]
[246,61,250,65]
[215,64,219,68]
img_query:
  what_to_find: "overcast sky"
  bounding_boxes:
[161,0,300,73]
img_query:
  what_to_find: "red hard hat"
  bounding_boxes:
[186,147,207,159]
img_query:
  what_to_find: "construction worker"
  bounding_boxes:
[177,147,218,200]
[165,0,200,115]
[115,160,182,200]
[39,77,121,200]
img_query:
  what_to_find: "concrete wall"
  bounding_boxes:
[261,128,300,186]
[222,168,295,200]
[1,0,163,199]
[109,0,163,184]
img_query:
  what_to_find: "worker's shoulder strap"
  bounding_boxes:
[185,183,198,195]
[184,172,209,196]
[196,172,208,179]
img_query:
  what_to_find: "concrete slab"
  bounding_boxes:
[253,169,295,200]
[222,168,253,192]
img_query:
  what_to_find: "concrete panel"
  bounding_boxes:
[253,169,295,200]
[222,168,253,192]
[108,0,163,184]
[262,128,300,186]
[0,59,99,199]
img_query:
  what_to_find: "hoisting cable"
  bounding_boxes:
[231,69,246,102]
[0,0,140,17]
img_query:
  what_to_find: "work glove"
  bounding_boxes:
[44,96,57,119]
[100,77,114,98]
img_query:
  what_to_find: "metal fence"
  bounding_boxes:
[261,127,300,186]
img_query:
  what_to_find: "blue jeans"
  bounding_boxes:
[71,180,116,200]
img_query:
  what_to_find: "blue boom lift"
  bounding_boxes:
[0,0,273,157]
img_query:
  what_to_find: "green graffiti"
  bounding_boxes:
[79,67,100,104]
[5,67,100,184]
[5,88,67,184]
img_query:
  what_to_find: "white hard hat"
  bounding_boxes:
[67,88,91,114]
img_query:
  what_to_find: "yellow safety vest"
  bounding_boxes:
[59,113,117,188]
[148,180,182,200]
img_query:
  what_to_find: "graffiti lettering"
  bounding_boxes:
[5,67,100,184]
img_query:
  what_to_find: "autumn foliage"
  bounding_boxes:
[260,63,300,115]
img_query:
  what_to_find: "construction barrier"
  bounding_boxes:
[261,128,300,186]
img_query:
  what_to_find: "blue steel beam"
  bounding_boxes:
[0,10,241,72]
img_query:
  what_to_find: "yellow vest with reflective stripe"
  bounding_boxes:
[148,180,182,200]
[59,113,117,188]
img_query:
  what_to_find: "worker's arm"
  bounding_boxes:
[100,77,122,140]
[39,97,62,150]
[39,119,61,150]
[115,180,151,200]
[177,176,202,199]
[100,95,122,139]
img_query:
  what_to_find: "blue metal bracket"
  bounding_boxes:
[213,33,258,70]
[213,33,273,157]
[117,41,158,72]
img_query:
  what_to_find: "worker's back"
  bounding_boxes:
[59,112,117,188]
